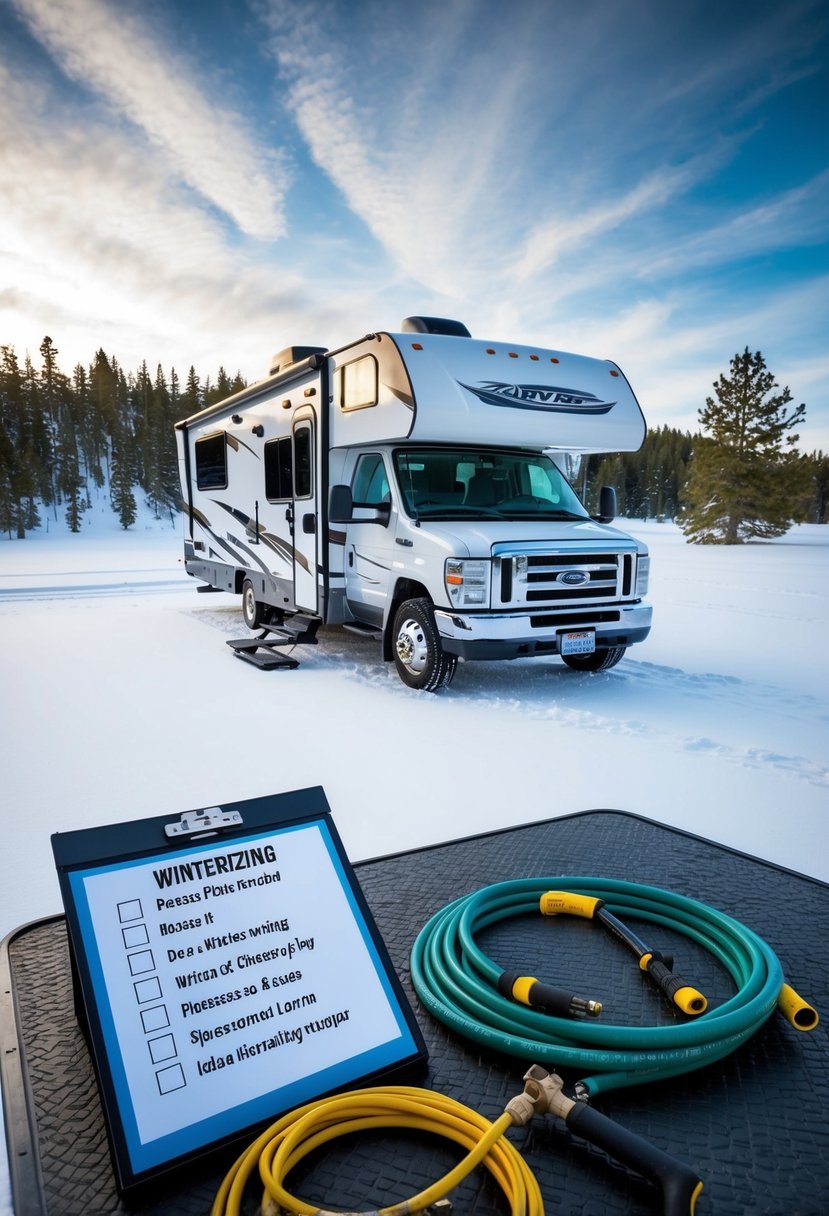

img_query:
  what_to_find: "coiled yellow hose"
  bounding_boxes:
[211,1085,543,1216]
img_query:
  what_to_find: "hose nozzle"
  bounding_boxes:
[498,972,602,1018]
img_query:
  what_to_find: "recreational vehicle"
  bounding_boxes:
[175,318,652,690]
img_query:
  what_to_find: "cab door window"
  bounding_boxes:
[352,453,390,505]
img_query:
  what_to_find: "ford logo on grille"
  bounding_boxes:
[557,570,589,586]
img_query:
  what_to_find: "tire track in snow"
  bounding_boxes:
[0,579,186,600]
[190,608,829,790]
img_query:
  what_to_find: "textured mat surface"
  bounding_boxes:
[3,810,828,1215]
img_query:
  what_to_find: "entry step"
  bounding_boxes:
[342,621,382,639]
[226,615,320,670]
[226,637,300,669]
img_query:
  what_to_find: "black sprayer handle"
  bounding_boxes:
[566,1102,703,1216]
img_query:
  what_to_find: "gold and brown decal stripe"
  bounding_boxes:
[189,505,211,528]
[260,532,310,574]
[225,433,260,457]
[212,499,311,575]
[225,532,275,577]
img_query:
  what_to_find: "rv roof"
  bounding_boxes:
[383,332,647,454]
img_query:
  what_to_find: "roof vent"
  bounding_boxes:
[401,316,471,338]
[269,346,327,376]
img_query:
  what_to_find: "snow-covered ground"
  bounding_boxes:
[1,508,828,1212]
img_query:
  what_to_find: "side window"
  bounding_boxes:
[264,437,293,500]
[339,355,378,411]
[294,425,313,499]
[195,433,227,489]
[352,454,390,505]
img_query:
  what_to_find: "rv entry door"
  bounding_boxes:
[291,419,319,613]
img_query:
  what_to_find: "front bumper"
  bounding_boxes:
[434,601,652,661]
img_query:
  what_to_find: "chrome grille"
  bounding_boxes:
[496,551,635,609]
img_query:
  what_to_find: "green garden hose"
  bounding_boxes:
[410,876,818,1098]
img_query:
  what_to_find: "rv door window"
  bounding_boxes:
[195,432,227,490]
[264,437,293,500]
[293,425,313,499]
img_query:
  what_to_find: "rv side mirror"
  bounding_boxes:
[596,485,617,523]
[329,484,353,522]
[370,501,392,526]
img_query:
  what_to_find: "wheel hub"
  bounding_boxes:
[395,619,427,672]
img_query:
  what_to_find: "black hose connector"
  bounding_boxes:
[566,1102,704,1216]
[645,956,708,1016]
[497,972,602,1018]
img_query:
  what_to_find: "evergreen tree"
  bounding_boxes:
[57,410,85,532]
[110,418,137,529]
[182,365,201,416]
[795,451,829,524]
[89,349,118,483]
[23,354,52,509]
[38,336,72,516]
[679,349,806,544]
[205,366,232,407]
[0,346,25,536]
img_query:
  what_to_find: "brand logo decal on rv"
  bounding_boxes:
[459,381,615,414]
[557,570,590,586]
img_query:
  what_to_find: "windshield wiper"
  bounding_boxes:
[416,505,507,518]
[505,508,589,520]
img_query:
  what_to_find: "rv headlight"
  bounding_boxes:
[445,559,490,607]
[635,554,650,597]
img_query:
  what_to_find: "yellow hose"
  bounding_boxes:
[211,1085,543,1216]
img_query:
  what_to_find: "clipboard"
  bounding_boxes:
[51,787,427,1196]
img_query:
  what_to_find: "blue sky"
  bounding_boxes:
[1,0,827,449]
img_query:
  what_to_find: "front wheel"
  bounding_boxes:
[392,599,457,692]
[242,579,265,630]
[561,645,626,672]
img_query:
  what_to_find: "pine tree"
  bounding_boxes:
[679,349,806,544]
[182,365,201,417]
[57,410,85,532]
[110,418,137,529]
[795,451,829,524]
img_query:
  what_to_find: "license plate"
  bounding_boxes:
[560,629,596,656]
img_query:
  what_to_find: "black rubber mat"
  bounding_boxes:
[2,810,828,1215]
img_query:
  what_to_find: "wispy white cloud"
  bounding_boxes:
[512,166,696,283]
[9,0,289,240]
[0,59,317,377]
[257,0,533,296]
[645,171,829,276]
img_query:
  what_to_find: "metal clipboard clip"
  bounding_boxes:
[164,807,243,840]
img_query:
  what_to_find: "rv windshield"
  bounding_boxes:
[393,448,589,521]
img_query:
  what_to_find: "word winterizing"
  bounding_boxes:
[153,844,278,889]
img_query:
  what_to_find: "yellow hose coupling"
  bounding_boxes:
[539,890,602,919]
[777,983,819,1031]
[673,985,708,1016]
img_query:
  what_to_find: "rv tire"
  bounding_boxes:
[561,645,626,672]
[392,598,457,692]
[242,579,265,630]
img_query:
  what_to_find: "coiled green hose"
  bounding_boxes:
[410,876,813,1096]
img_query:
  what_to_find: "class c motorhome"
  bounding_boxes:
[175,317,652,691]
